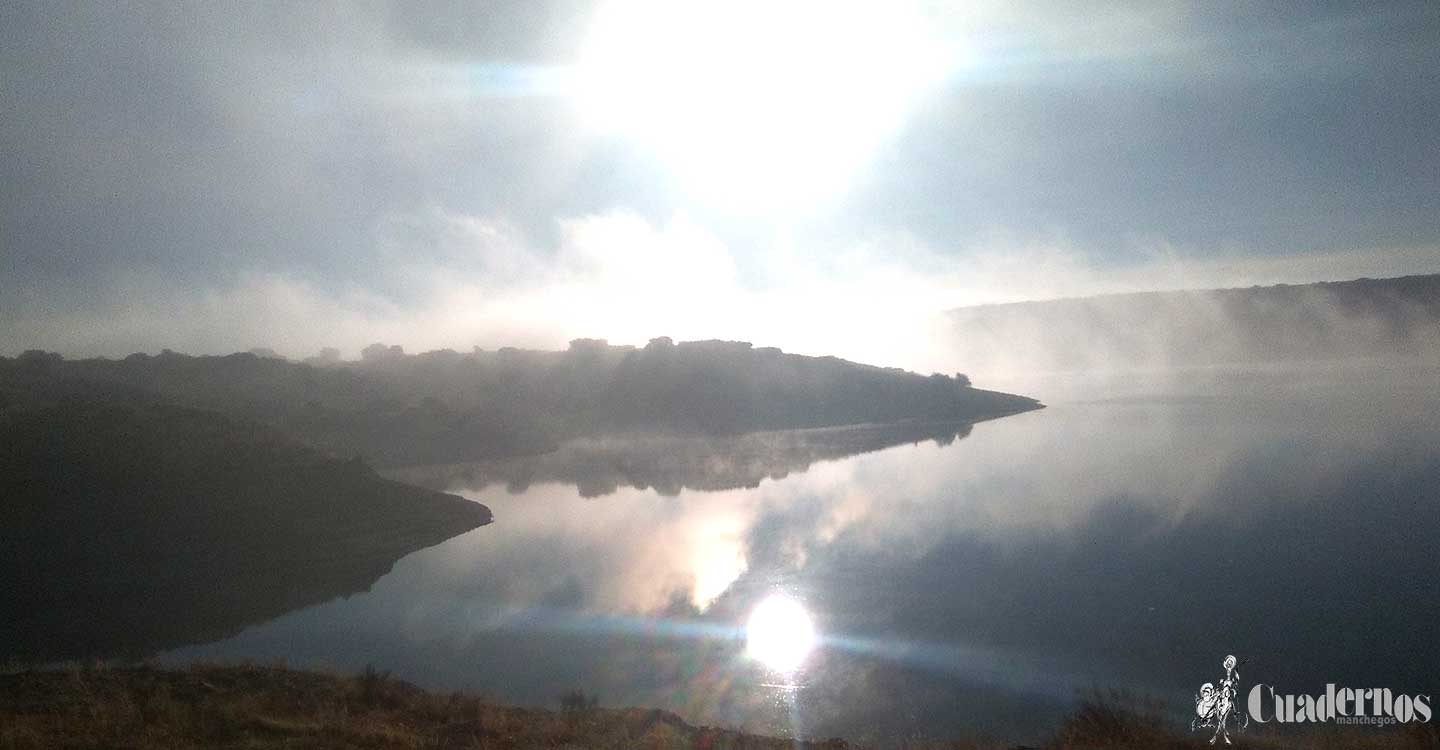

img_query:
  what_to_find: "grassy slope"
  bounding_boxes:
[2,667,1436,750]
[0,665,850,750]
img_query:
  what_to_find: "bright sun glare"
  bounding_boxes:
[577,0,952,210]
[745,594,816,672]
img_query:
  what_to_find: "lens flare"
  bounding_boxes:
[745,594,816,672]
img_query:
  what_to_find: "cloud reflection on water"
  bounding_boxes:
[165,365,1440,744]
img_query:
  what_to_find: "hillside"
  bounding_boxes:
[947,274,1440,373]
[0,665,854,750]
[5,339,1041,466]
[0,343,1037,661]
[0,371,492,663]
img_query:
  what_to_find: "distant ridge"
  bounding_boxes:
[946,274,1440,373]
[3,339,1042,466]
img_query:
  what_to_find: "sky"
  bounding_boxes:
[3,0,1438,368]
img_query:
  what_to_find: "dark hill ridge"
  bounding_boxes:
[0,343,1038,662]
[6,339,1042,466]
[0,372,492,663]
[947,273,1440,373]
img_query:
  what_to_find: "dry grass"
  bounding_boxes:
[1,665,1435,750]
[0,663,849,749]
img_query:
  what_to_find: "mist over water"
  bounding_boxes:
[160,362,1440,743]
[944,276,1440,379]
[6,2,1440,745]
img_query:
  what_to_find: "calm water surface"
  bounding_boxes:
[162,365,1440,743]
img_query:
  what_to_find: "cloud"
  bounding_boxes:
[3,2,1438,367]
[8,198,1436,379]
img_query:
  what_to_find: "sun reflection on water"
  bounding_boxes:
[745,594,816,674]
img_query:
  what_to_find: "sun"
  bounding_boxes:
[576,0,953,211]
[745,594,816,672]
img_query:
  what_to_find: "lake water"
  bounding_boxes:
[161,363,1440,744]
